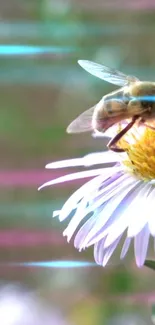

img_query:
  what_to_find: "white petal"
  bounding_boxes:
[74,175,126,250]
[134,225,150,267]
[92,130,108,138]
[59,168,119,222]
[94,237,107,264]
[45,151,118,169]
[127,183,152,237]
[150,179,155,185]
[120,237,132,259]
[102,235,122,266]
[69,171,125,230]
[103,182,146,247]
[46,157,89,169]
[59,175,102,222]
[83,151,118,166]
[104,218,128,248]
[63,194,90,242]
[90,171,127,205]
[74,213,102,251]
[53,210,61,218]
[83,177,141,247]
[148,188,155,236]
[38,168,108,190]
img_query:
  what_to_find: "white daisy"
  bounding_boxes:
[39,125,155,268]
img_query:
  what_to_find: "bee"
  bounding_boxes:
[67,60,155,152]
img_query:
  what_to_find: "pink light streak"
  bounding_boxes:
[0,169,91,188]
[0,230,65,247]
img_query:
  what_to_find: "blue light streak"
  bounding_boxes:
[7,260,96,268]
[0,45,74,56]
[110,95,155,102]
[131,95,155,102]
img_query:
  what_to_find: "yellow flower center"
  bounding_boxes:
[118,126,155,181]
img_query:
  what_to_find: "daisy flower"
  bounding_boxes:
[39,124,155,268]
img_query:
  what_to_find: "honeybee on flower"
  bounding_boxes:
[67,60,155,152]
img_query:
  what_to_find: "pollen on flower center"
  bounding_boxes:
[118,126,155,181]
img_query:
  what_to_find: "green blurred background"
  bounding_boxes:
[0,0,155,324]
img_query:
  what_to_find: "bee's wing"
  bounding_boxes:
[67,106,95,133]
[78,60,139,86]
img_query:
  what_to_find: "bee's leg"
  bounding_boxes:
[143,124,155,130]
[139,118,155,131]
[107,116,138,152]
